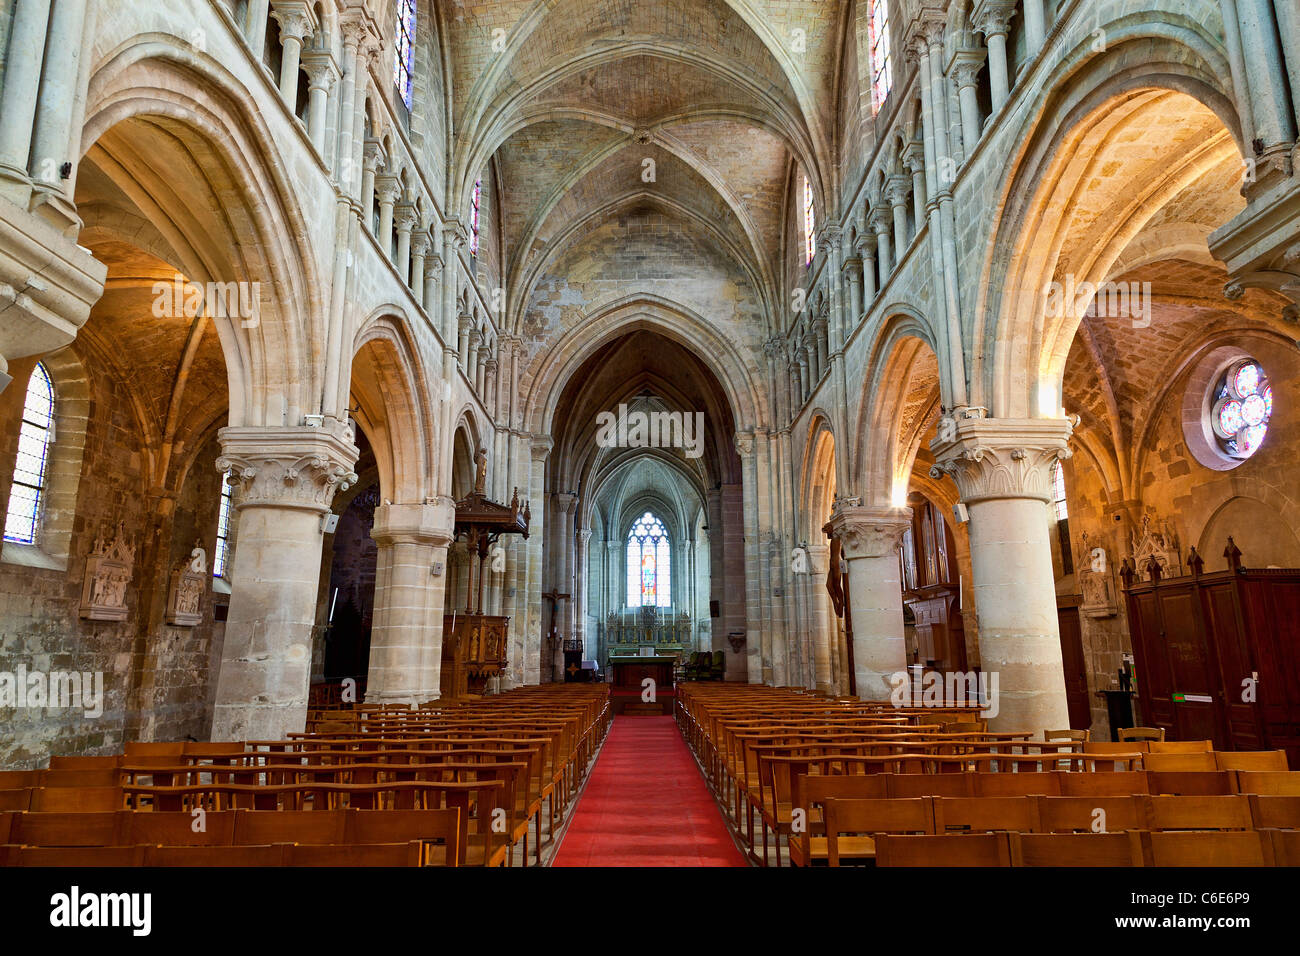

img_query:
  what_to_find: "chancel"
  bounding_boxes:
[0,0,1299,881]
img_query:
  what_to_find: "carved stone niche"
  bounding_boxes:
[166,542,208,627]
[79,523,134,621]
[1078,532,1117,618]
[1128,513,1183,581]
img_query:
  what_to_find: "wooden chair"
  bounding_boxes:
[0,788,32,811]
[0,771,40,788]
[1246,794,1300,830]
[347,809,461,867]
[9,810,120,847]
[874,832,1011,866]
[822,797,934,866]
[1044,729,1090,743]
[288,842,423,866]
[932,796,1040,833]
[974,773,1060,797]
[1264,828,1300,866]
[1216,751,1290,772]
[1147,739,1212,753]
[1118,727,1164,743]
[38,768,120,788]
[1235,771,1300,795]
[1036,796,1147,833]
[142,845,288,866]
[124,742,185,757]
[1145,752,1217,773]
[1145,830,1270,866]
[787,774,888,867]
[232,809,348,846]
[1148,771,1232,796]
[1147,795,1253,831]
[10,845,146,866]
[885,774,974,799]
[1058,771,1149,797]
[47,755,121,770]
[121,810,237,847]
[1010,831,1143,866]
[30,786,124,812]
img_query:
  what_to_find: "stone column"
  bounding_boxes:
[523,439,550,684]
[1234,0,1299,149]
[26,0,87,220]
[974,2,1016,111]
[366,499,455,704]
[577,528,592,660]
[422,248,442,316]
[0,0,50,199]
[844,258,864,328]
[245,0,271,60]
[302,52,338,156]
[905,143,927,224]
[394,202,418,284]
[1022,0,1046,53]
[953,50,986,153]
[1270,0,1300,133]
[870,209,893,278]
[887,174,911,253]
[828,504,911,701]
[360,141,384,228]
[270,3,315,111]
[410,231,429,304]
[857,234,878,304]
[806,544,835,694]
[212,420,359,740]
[375,176,400,258]
[930,416,1074,734]
[736,432,762,682]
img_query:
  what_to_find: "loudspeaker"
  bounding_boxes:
[709,600,720,618]
[321,513,340,533]
[952,502,969,524]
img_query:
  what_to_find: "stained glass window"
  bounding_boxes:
[4,363,54,545]
[869,0,893,115]
[393,0,415,108]
[1212,359,1271,459]
[803,175,815,265]
[470,178,482,256]
[625,512,670,608]
[213,470,235,578]
[1051,460,1068,521]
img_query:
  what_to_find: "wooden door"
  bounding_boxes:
[1157,588,1226,747]
[1055,603,1091,730]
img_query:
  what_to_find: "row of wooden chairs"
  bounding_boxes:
[0,807,459,866]
[871,830,1289,866]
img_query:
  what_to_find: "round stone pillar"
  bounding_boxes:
[827,504,912,701]
[365,499,455,705]
[211,420,359,741]
[930,416,1073,735]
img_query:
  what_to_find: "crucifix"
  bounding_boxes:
[542,589,570,643]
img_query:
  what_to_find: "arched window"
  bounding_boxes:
[213,470,235,578]
[469,178,482,256]
[393,0,416,108]
[4,363,55,545]
[803,175,816,265]
[869,0,893,114]
[1211,358,1271,459]
[626,512,671,608]
[1051,459,1068,521]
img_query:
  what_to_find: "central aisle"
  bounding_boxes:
[550,715,748,867]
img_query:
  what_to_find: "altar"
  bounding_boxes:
[607,655,676,715]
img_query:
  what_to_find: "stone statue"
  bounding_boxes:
[474,446,487,495]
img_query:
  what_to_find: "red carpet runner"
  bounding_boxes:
[550,715,747,866]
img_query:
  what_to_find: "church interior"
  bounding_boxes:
[1,0,1300,877]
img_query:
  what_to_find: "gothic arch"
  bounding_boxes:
[82,37,326,427]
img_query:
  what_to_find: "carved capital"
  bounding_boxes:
[929,416,1073,504]
[972,0,1016,38]
[394,202,420,231]
[531,436,554,461]
[371,500,455,549]
[411,231,432,256]
[886,174,912,207]
[301,51,338,90]
[375,176,402,205]
[827,505,912,560]
[216,420,360,514]
[270,1,316,42]
[951,48,987,89]
[734,431,755,458]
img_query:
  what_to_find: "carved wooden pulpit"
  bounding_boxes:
[441,480,529,700]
